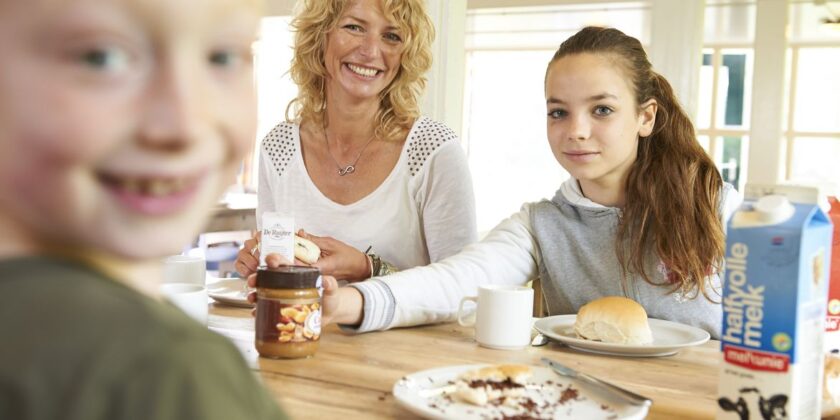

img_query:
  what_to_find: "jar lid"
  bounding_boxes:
[256,266,320,289]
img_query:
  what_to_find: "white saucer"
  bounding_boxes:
[207,278,254,308]
[534,315,710,357]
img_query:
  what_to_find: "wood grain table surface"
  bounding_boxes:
[208,303,751,419]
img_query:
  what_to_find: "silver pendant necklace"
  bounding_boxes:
[323,123,377,176]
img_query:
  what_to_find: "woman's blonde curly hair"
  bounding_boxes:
[285,0,434,142]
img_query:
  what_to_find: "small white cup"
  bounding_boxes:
[161,283,208,325]
[457,285,534,350]
[163,255,206,286]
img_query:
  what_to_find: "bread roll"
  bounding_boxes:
[574,296,653,345]
[294,235,320,264]
[824,352,840,406]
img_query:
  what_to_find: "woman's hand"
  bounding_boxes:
[298,230,371,282]
[235,231,261,278]
[246,253,362,326]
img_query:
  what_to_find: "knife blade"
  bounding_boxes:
[540,357,652,407]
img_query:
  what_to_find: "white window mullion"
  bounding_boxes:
[423,0,468,137]
[785,46,800,181]
[746,0,788,185]
[708,48,723,163]
[649,0,705,119]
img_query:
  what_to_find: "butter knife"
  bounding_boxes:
[540,357,652,407]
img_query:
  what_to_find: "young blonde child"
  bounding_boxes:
[313,26,742,338]
[0,0,285,418]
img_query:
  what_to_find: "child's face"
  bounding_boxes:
[0,0,260,259]
[545,53,656,192]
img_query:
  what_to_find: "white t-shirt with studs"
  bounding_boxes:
[257,116,478,271]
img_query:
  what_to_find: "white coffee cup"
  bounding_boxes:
[457,285,534,350]
[160,283,208,325]
[163,255,206,286]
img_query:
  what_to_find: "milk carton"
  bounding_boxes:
[827,196,840,352]
[717,195,833,420]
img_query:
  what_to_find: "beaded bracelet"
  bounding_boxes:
[364,248,398,278]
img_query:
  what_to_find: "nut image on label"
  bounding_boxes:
[275,303,322,342]
[277,321,295,332]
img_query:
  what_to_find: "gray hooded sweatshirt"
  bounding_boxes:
[532,180,740,338]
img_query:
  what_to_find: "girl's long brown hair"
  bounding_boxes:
[550,27,725,300]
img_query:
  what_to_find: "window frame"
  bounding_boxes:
[697,44,753,191]
[784,42,840,181]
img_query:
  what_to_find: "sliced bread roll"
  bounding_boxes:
[459,364,532,385]
[824,352,840,407]
[574,296,653,345]
[294,235,320,264]
[455,364,533,406]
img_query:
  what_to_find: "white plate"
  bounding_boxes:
[534,315,710,357]
[393,364,648,420]
[207,278,254,308]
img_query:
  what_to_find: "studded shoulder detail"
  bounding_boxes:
[261,122,297,177]
[406,118,459,176]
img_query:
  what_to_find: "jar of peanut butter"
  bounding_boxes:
[255,266,321,359]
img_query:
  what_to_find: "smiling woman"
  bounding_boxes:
[236,0,478,294]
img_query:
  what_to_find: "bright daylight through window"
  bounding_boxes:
[249,1,840,232]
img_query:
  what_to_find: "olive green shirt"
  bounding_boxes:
[0,257,286,420]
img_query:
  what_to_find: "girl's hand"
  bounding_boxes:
[235,231,261,278]
[246,253,350,325]
[298,229,370,282]
[319,275,342,325]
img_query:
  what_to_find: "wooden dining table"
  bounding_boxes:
[208,303,838,420]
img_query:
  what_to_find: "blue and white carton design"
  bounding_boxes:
[717,195,833,420]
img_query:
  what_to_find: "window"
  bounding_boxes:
[699,1,840,190]
[697,48,754,191]
[245,16,297,189]
[248,1,840,221]
[463,3,651,232]
[786,2,840,185]
[698,1,756,192]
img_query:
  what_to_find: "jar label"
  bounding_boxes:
[256,298,321,343]
[305,307,321,336]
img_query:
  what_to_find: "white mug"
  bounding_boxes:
[457,285,534,350]
[163,255,206,286]
[160,283,208,325]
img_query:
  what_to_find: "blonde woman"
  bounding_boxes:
[236,0,477,282]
